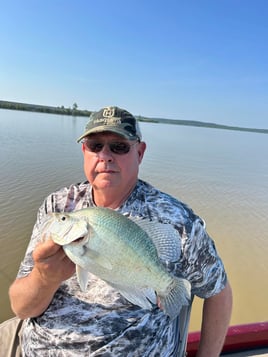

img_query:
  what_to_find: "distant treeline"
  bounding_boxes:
[145,117,268,134]
[0,100,91,117]
[1,100,267,134]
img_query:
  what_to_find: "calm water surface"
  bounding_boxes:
[1,109,268,331]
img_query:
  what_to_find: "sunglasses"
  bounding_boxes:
[82,139,138,155]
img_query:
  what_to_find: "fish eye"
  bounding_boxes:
[61,216,66,221]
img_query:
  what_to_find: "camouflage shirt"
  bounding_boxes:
[18,179,227,357]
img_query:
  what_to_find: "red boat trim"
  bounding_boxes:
[186,322,268,356]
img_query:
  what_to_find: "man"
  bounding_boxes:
[8,106,232,356]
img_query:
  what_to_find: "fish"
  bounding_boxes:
[42,207,191,319]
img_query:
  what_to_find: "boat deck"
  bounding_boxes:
[187,322,268,357]
[222,348,268,356]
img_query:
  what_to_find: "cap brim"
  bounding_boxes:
[76,126,135,143]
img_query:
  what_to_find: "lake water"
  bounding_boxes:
[1,109,268,331]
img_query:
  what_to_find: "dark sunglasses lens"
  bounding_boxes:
[110,142,130,154]
[87,142,104,153]
[84,140,131,154]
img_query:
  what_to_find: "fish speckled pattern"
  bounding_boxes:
[18,179,227,356]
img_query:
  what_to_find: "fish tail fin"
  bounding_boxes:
[159,277,191,320]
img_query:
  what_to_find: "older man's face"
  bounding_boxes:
[82,132,146,204]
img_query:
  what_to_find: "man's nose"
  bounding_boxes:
[97,144,114,161]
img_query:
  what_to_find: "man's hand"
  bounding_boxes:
[33,239,75,285]
[9,239,75,319]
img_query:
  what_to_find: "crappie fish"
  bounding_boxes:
[42,207,191,319]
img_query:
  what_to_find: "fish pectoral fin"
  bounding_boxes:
[110,283,156,310]
[76,265,89,292]
[86,249,113,271]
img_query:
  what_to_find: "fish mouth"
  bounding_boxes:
[63,234,89,258]
[68,235,88,246]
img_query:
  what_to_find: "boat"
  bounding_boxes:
[187,321,268,356]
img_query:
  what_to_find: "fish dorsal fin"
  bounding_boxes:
[76,265,89,292]
[129,217,181,262]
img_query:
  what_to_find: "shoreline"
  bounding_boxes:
[1,100,268,134]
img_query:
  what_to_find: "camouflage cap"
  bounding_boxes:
[77,106,142,142]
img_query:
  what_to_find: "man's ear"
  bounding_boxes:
[81,143,86,153]
[137,142,146,163]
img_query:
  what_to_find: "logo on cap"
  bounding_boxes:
[103,107,115,118]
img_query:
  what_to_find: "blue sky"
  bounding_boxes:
[1,0,267,128]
